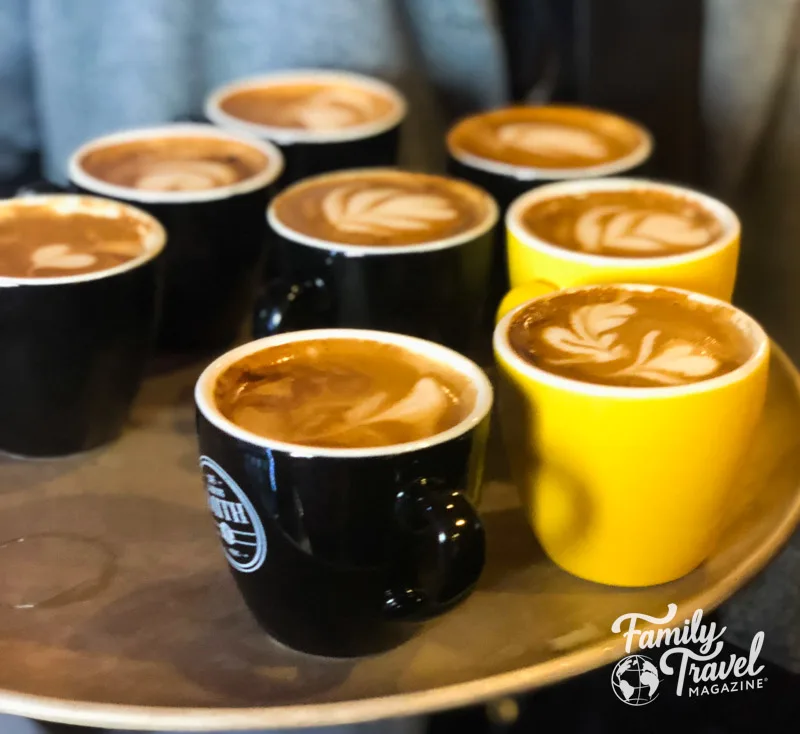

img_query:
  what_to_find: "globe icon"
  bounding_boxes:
[611,654,660,705]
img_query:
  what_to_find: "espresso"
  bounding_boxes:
[78,136,269,192]
[0,198,152,278]
[218,81,398,131]
[215,338,476,448]
[508,287,752,388]
[447,106,649,171]
[272,170,494,246]
[520,189,724,258]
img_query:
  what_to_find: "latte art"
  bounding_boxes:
[496,123,610,161]
[133,160,239,191]
[280,87,382,130]
[322,185,458,236]
[541,301,721,385]
[214,338,475,448]
[520,189,724,258]
[0,199,153,279]
[272,169,493,246]
[508,287,751,388]
[575,206,715,254]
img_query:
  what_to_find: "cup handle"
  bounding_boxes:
[383,479,485,622]
[495,279,560,323]
[252,277,334,337]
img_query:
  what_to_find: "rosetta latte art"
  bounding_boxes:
[132,160,240,192]
[575,206,713,255]
[322,185,458,236]
[280,88,378,130]
[496,123,609,160]
[541,300,721,385]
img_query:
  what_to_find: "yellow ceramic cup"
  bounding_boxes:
[493,284,770,587]
[504,178,741,313]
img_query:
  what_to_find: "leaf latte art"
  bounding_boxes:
[575,206,714,255]
[496,123,610,160]
[322,185,458,236]
[541,301,720,385]
[281,88,380,130]
[132,160,239,192]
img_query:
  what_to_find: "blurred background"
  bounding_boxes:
[0,0,797,732]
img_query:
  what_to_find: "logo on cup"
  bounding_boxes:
[199,456,267,573]
[610,604,767,705]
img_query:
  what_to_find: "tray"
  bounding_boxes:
[0,345,799,731]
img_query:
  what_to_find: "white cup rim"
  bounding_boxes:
[0,194,166,287]
[266,167,499,256]
[447,105,653,181]
[68,124,285,205]
[195,328,494,458]
[205,69,407,145]
[506,177,741,267]
[494,283,769,399]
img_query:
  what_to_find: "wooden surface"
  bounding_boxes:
[0,346,798,731]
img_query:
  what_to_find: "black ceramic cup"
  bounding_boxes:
[195,328,493,657]
[445,105,653,315]
[252,169,499,359]
[204,70,406,187]
[0,195,166,457]
[68,124,284,353]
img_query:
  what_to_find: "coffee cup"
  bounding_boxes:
[447,105,653,312]
[499,178,741,319]
[254,168,498,358]
[195,328,493,656]
[205,69,406,187]
[69,124,284,352]
[0,195,166,457]
[494,283,769,586]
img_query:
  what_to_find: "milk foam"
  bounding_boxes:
[132,160,240,191]
[321,184,458,236]
[538,299,722,386]
[279,87,380,130]
[574,206,714,255]
[496,123,610,160]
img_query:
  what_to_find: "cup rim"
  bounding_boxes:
[506,177,741,267]
[68,124,285,204]
[195,328,494,458]
[204,69,408,145]
[446,104,653,181]
[493,283,770,399]
[0,194,167,287]
[266,167,499,256]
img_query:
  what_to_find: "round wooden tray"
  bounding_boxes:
[0,345,799,731]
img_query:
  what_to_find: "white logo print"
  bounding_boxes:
[322,185,458,236]
[199,456,267,573]
[283,88,378,130]
[611,605,767,703]
[134,160,239,191]
[575,206,713,254]
[496,122,609,160]
[541,300,721,385]
[611,655,661,705]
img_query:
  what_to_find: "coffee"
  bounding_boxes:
[217,80,399,132]
[447,105,650,173]
[214,338,476,448]
[519,188,723,258]
[271,169,495,246]
[508,287,752,388]
[0,197,154,279]
[78,135,269,193]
